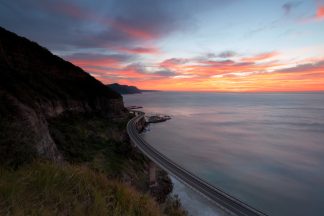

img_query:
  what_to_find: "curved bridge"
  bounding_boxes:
[127,111,267,216]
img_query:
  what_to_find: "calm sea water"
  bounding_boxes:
[124,92,324,216]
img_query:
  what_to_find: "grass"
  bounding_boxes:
[0,162,161,216]
[0,111,188,216]
[0,112,188,215]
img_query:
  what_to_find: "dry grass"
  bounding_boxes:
[0,162,161,216]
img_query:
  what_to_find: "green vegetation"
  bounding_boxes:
[0,162,161,216]
[48,113,149,180]
[48,113,131,163]
[47,113,187,215]
[0,111,187,216]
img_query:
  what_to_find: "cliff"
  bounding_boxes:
[0,26,125,166]
[0,27,187,215]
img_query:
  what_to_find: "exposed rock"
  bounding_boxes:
[151,168,173,203]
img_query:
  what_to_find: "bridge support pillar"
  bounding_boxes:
[149,161,158,188]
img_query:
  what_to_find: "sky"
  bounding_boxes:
[1,0,324,92]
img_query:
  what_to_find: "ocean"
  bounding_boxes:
[124,92,324,216]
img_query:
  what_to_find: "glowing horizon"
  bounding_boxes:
[1,0,324,92]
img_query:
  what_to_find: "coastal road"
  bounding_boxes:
[127,111,268,216]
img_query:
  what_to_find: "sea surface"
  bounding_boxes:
[124,92,324,216]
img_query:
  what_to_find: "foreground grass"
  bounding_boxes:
[0,162,161,216]
[0,113,187,216]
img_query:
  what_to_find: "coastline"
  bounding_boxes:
[171,176,227,216]
[127,110,266,216]
[124,91,324,216]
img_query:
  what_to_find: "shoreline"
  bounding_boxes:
[127,110,266,216]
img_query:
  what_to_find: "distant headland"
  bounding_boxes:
[107,83,160,94]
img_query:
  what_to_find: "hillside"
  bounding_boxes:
[0,27,186,215]
[0,26,125,165]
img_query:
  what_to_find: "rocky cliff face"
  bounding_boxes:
[0,27,125,166]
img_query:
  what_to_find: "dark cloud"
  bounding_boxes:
[217,51,237,58]
[116,46,159,54]
[0,1,85,50]
[276,60,324,73]
[153,69,177,76]
[195,51,237,62]
[206,51,237,59]
[160,58,189,67]
[125,63,147,74]
[205,53,217,58]
[282,1,302,15]
[124,63,177,77]
[64,53,135,63]
[83,65,118,72]
[0,0,230,53]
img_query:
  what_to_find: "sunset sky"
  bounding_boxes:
[1,0,324,91]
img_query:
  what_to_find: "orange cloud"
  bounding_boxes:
[241,51,279,62]
[67,49,324,92]
[316,5,324,19]
[183,60,282,77]
[300,4,324,23]
[109,59,324,92]
[73,58,177,86]
[157,53,282,79]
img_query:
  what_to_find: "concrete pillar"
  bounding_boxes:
[149,161,157,188]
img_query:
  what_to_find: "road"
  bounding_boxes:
[127,111,268,216]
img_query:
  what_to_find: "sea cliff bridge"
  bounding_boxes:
[127,110,266,216]
[127,111,268,216]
